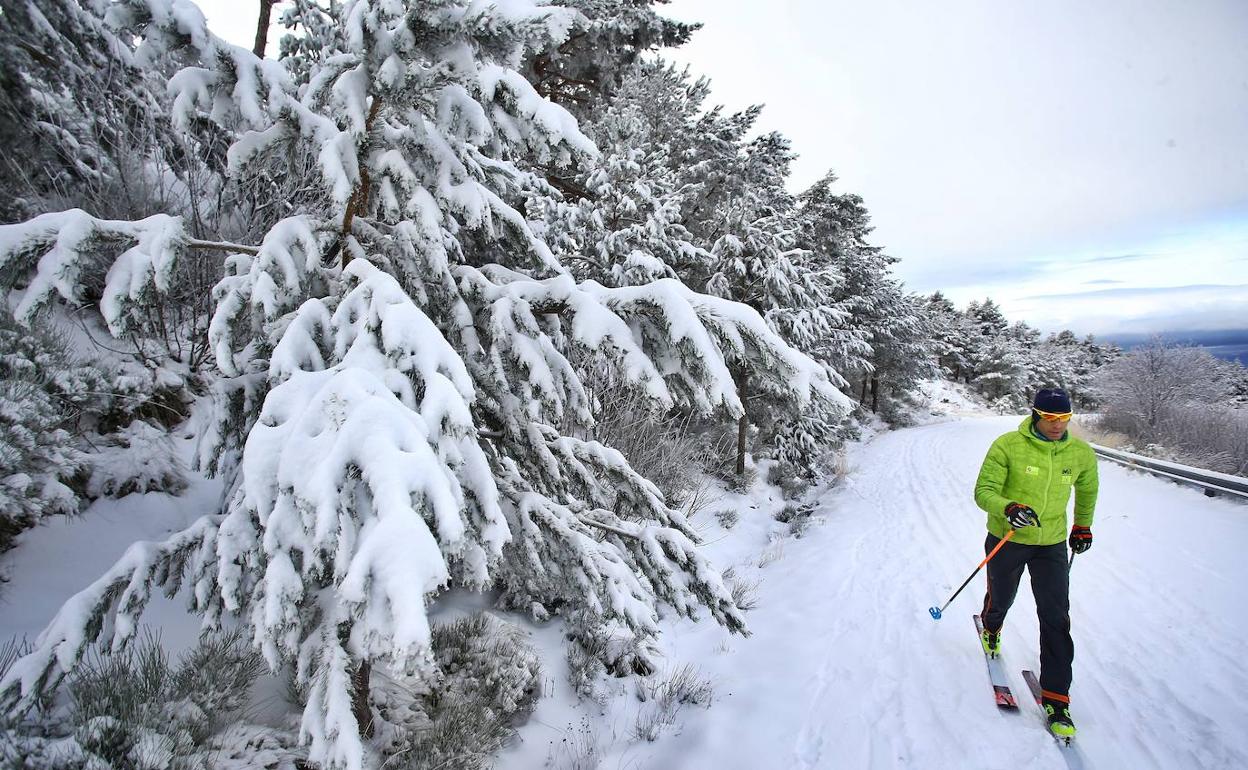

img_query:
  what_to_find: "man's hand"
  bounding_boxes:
[1069,525,1093,554]
[1004,502,1039,529]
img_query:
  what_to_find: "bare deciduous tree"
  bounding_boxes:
[1093,336,1230,433]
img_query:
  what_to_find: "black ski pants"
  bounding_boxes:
[980,533,1074,702]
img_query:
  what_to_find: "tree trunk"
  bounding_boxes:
[736,372,748,476]
[870,375,880,413]
[253,0,276,58]
[352,660,374,738]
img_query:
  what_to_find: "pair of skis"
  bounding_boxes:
[972,615,1078,751]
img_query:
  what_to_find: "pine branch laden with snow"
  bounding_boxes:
[0,209,189,334]
[0,2,848,768]
[0,516,222,711]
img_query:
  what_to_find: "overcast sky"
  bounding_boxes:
[658,0,1248,336]
[197,0,1248,336]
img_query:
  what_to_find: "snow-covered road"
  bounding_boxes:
[616,416,1248,770]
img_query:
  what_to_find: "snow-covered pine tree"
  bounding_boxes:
[793,174,933,413]
[532,65,711,288]
[529,61,855,475]
[856,284,934,414]
[923,291,976,382]
[0,2,842,767]
[520,0,696,116]
[0,0,166,221]
[968,308,1033,406]
[690,132,852,470]
[1032,329,1114,407]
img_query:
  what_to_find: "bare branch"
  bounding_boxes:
[186,238,259,255]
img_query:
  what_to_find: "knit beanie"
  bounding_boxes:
[1033,387,1072,414]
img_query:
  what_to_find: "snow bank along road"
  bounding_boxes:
[634,416,1248,770]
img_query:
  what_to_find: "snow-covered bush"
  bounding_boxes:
[372,613,541,770]
[0,321,91,550]
[632,663,712,742]
[579,362,731,505]
[198,723,304,770]
[565,635,608,702]
[765,458,814,499]
[86,420,188,498]
[0,313,194,547]
[727,576,761,611]
[67,629,266,769]
[0,377,83,552]
[0,629,289,770]
[776,501,817,538]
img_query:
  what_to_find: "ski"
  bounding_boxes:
[973,614,1017,709]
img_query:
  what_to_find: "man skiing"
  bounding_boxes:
[973,387,1098,741]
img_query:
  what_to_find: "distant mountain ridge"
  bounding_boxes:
[1101,329,1248,365]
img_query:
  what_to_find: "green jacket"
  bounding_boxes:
[974,418,1099,546]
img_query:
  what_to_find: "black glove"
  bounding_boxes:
[1069,525,1093,554]
[1004,502,1039,529]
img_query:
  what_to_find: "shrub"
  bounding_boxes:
[1092,339,1247,475]
[586,400,725,505]
[765,461,813,500]
[0,629,288,770]
[632,664,713,742]
[0,319,92,550]
[86,420,188,498]
[775,502,817,537]
[67,629,265,769]
[728,577,761,611]
[579,359,732,505]
[565,635,608,703]
[378,613,542,770]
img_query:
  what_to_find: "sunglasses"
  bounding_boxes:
[1034,409,1073,423]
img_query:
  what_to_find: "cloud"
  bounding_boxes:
[1005,283,1248,335]
[1021,284,1248,302]
[1081,253,1154,264]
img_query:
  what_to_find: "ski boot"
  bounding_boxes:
[1043,698,1076,744]
[979,627,1001,658]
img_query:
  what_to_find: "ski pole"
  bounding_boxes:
[928,529,1017,620]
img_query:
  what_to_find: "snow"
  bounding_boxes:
[0,431,218,659]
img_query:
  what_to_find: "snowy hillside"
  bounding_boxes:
[5,415,1244,769]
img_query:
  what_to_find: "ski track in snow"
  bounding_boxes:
[605,416,1248,770]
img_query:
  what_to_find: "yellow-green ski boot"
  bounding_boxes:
[979,627,1001,658]
[1043,699,1076,744]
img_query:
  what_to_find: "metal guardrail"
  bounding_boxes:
[1090,444,1248,500]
